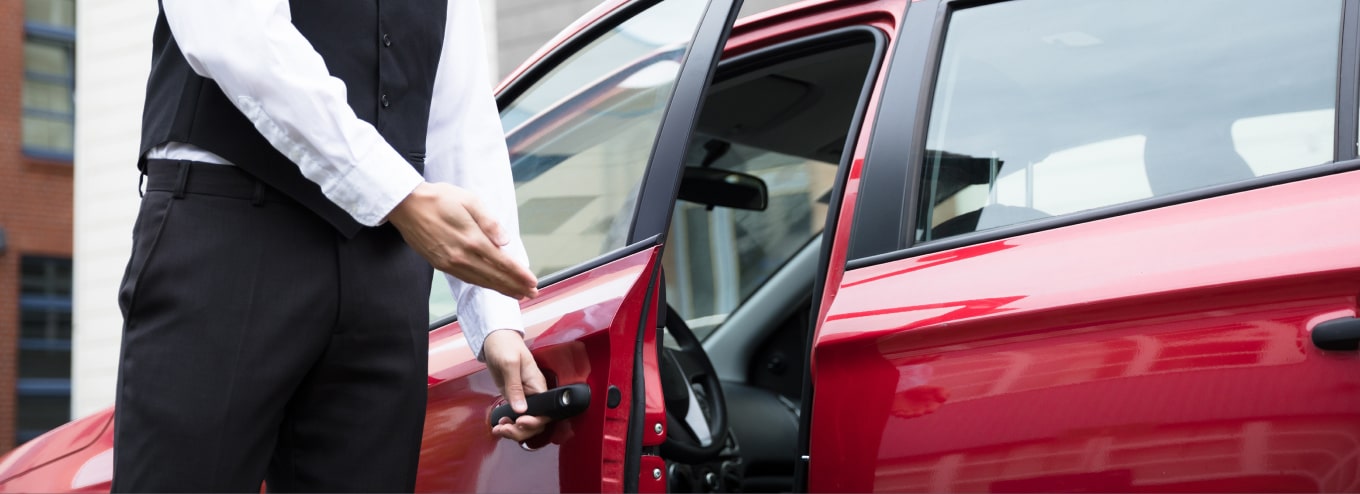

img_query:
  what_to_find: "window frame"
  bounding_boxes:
[848,0,1360,269]
[22,13,76,162]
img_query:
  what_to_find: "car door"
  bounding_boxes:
[415,0,739,492]
[808,0,1360,492]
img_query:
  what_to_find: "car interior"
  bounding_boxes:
[657,29,879,492]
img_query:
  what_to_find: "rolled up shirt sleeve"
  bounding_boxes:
[161,0,424,226]
[422,0,530,360]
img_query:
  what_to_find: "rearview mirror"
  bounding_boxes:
[678,167,768,211]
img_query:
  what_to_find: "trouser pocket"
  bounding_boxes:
[118,191,175,324]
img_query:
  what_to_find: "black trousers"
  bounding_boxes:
[112,160,433,493]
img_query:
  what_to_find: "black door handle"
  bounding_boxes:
[1313,317,1360,351]
[488,383,592,426]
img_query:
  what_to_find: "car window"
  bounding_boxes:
[430,0,711,323]
[664,38,877,338]
[917,0,1342,243]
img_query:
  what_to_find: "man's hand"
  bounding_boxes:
[388,182,538,299]
[484,329,551,441]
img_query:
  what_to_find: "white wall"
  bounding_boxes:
[70,0,158,417]
[495,0,602,77]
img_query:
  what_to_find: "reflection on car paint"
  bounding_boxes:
[811,170,1360,492]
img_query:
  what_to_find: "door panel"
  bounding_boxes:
[419,247,660,493]
[810,170,1360,492]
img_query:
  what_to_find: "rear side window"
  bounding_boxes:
[918,0,1342,242]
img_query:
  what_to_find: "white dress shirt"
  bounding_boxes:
[149,0,528,358]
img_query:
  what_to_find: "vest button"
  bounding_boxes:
[382,33,392,47]
[380,93,391,108]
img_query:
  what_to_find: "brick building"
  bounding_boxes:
[0,0,77,452]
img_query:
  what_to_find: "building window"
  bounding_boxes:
[17,257,73,444]
[23,0,76,160]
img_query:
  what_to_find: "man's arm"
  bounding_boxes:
[422,0,548,442]
[161,0,535,299]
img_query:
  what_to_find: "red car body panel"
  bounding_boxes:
[723,0,903,58]
[0,410,112,493]
[809,170,1360,492]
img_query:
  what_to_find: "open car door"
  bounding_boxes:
[416,0,740,492]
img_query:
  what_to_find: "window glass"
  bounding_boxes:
[918,0,1341,242]
[430,0,711,323]
[25,0,75,28]
[17,257,72,445]
[16,395,69,443]
[23,0,75,158]
[24,41,71,78]
[19,348,71,380]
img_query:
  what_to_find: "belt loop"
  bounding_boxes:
[172,161,190,199]
[251,181,265,207]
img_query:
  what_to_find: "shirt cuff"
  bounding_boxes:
[456,285,526,362]
[322,144,425,226]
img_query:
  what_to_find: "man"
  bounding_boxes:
[115,1,548,491]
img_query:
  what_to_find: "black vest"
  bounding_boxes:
[140,1,448,237]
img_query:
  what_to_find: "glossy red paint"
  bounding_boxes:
[723,0,904,59]
[0,410,113,493]
[417,247,661,493]
[808,170,1360,492]
[643,285,668,447]
[639,455,667,493]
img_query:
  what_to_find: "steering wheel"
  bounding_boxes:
[658,307,729,463]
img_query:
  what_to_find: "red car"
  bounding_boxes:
[5,0,1360,491]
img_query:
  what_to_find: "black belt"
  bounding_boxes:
[144,159,294,206]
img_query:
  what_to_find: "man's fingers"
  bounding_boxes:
[484,252,538,299]
[521,358,548,395]
[462,196,508,246]
[464,244,538,299]
[491,415,548,442]
[434,236,536,299]
[499,362,527,413]
[396,183,538,299]
[484,333,552,442]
